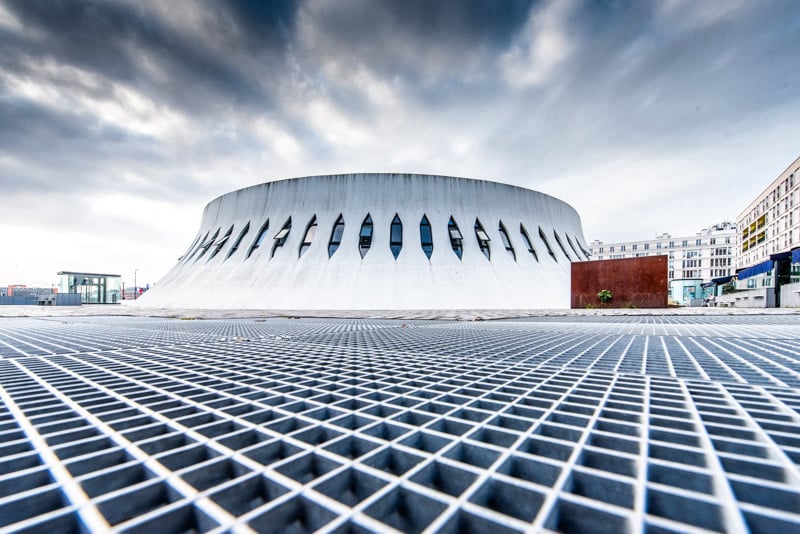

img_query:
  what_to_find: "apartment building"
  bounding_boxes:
[589,222,737,283]
[736,155,800,268]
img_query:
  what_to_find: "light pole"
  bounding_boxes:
[134,268,139,300]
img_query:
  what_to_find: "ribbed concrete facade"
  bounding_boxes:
[140,174,590,309]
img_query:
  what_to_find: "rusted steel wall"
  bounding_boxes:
[571,256,668,308]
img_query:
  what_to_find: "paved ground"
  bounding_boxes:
[0,315,798,533]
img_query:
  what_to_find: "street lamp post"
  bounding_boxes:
[134,268,139,300]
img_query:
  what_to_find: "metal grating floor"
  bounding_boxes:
[0,315,798,533]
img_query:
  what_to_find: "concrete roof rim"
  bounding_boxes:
[202,173,577,213]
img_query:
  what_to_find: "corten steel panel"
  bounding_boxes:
[571,256,668,308]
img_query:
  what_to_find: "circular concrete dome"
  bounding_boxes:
[139,173,590,309]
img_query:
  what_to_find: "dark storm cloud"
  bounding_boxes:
[1,0,296,114]
[296,0,533,81]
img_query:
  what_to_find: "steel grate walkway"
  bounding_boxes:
[0,315,798,533]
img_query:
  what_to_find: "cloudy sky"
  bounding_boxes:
[1,0,799,288]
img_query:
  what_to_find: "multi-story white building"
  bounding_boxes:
[736,155,800,268]
[719,154,800,307]
[589,222,737,283]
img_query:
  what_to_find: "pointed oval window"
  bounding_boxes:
[328,214,345,258]
[246,219,269,259]
[498,221,515,261]
[539,226,558,262]
[420,215,433,259]
[209,225,234,261]
[448,217,463,260]
[226,222,250,260]
[298,216,317,258]
[520,224,539,262]
[195,227,220,262]
[178,234,202,262]
[390,214,403,259]
[185,231,209,263]
[271,217,292,258]
[359,214,373,259]
[553,230,572,262]
[475,218,491,260]
[575,236,591,260]
[566,234,582,261]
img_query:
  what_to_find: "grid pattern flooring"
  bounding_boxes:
[0,315,798,533]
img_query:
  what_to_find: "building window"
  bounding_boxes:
[610,246,615,252]
[498,221,515,261]
[359,214,373,258]
[620,245,626,252]
[226,222,250,260]
[195,228,220,262]
[448,217,463,260]
[271,217,292,258]
[553,231,572,262]
[656,243,661,249]
[696,239,702,246]
[209,225,234,260]
[520,224,539,262]
[669,241,674,248]
[632,244,637,251]
[539,226,557,262]
[328,215,345,258]
[420,215,433,259]
[178,234,202,262]
[247,220,269,259]
[566,234,582,260]
[682,240,688,247]
[575,237,591,259]
[599,247,604,253]
[475,219,491,260]
[298,216,317,258]
[390,214,403,259]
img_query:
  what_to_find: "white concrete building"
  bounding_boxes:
[589,222,737,283]
[139,174,590,310]
[736,155,800,268]
[721,154,800,307]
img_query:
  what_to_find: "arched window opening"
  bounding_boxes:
[209,225,234,261]
[359,214,373,259]
[390,214,403,259]
[271,217,292,258]
[420,215,433,259]
[298,216,317,258]
[328,214,345,258]
[246,219,269,259]
[539,226,558,262]
[498,221,515,261]
[184,231,209,263]
[226,222,250,260]
[448,217,463,260]
[475,218,491,260]
[553,230,572,262]
[566,234,582,262]
[520,224,539,262]
[178,234,202,262]
[195,227,220,262]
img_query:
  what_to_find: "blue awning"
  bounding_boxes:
[711,275,732,285]
[770,251,792,261]
[737,260,774,280]
[793,248,800,264]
